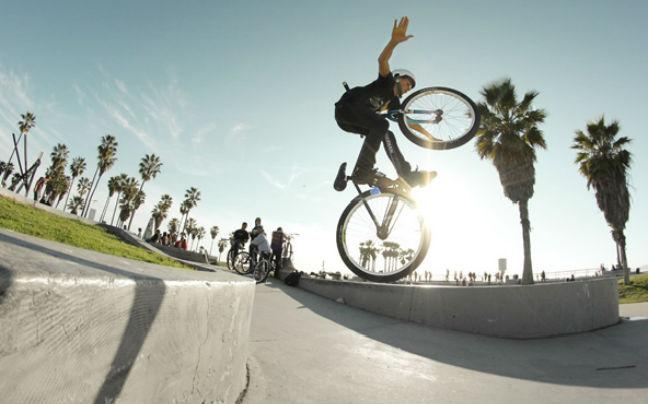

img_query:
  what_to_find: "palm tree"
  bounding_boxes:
[151,194,173,231]
[181,187,201,233]
[178,200,190,232]
[117,177,140,227]
[572,117,633,284]
[209,226,219,255]
[128,154,163,230]
[68,195,85,215]
[83,135,118,218]
[217,239,228,263]
[110,173,129,226]
[184,217,197,247]
[76,177,92,199]
[64,157,86,211]
[475,78,547,284]
[43,143,69,205]
[51,176,71,208]
[167,218,180,236]
[100,176,119,223]
[49,143,69,170]
[196,226,206,252]
[15,112,36,195]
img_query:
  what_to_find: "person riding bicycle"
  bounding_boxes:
[334,16,437,187]
[229,222,249,262]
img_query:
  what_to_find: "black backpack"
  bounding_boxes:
[284,271,302,287]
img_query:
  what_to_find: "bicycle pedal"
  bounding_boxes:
[334,162,348,191]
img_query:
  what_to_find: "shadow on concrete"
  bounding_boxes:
[267,280,648,389]
[0,232,165,403]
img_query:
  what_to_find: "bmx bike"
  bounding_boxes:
[228,245,274,284]
[334,86,480,283]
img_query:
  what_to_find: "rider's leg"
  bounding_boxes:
[383,130,412,177]
[383,131,437,186]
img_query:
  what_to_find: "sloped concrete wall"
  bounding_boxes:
[279,269,619,338]
[0,230,254,403]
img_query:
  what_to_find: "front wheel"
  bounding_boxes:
[233,251,253,275]
[398,87,480,150]
[336,189,430,283]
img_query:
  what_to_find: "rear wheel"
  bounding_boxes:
[398,86,480,150]
[336,189,430,283]
[251,260,271,284]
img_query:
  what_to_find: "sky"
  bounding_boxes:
[1,0,646,277]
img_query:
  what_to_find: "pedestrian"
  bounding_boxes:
[271,227,285,275]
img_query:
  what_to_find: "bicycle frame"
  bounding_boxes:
[350,179,409,241]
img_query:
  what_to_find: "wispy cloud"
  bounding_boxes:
[260,169,286,190]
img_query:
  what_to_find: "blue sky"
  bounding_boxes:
[1,0,646,276]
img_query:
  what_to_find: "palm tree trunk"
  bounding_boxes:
[23,135,28,197]
[64,176,75,212]
[100,195,111,223]
[127,181,146,230]
[519,199,534,284]
[84,174,104,219]
[111,191,121,226]
[614,230,630,285]
[83,166,99,217]
[210,239,215,255]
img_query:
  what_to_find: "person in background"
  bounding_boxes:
[271,227,286,276]
[249,217,264,262]
[175,233,188,250]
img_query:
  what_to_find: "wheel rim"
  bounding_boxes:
[402,88,477,144]
[234,253,252,274]
[339,193,427,279]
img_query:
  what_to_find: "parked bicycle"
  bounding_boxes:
[334,86,480,283]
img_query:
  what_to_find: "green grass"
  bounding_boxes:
[0,195,189,269]
[618,273,648,304]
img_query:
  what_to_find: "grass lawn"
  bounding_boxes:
[0,195,189,269]
[618,272,648,304]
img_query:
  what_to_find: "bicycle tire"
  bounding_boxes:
[398,86,480,150]
[336,189,430,283]
[233,251,253,275]
[252,260,271,284]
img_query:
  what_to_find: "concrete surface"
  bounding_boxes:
[245,280,648,404]
[0,229,255,403]
[276,270,619,338]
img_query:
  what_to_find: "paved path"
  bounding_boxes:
[246,280,648,404]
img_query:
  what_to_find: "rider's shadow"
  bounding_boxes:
[270,280,648,389]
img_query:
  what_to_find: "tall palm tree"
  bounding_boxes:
[68,195,84,216]
[128,154,163,230]
[167,218,180,236]
[184,217,197,243]
[217,239,228,263]
[83,135,118,218]
[76,177,92,199]
[178,201,190,232]
[196,226,206,252]
[209,226,219,255]
[151,194,173,230]
[181,187,201,233]
[116,177,140,227]
[100,176,120,223]
[64,157,86,210]
[572,117,633,284]
[49,143,69,170]
[16,112,36,195]
[52,176,71,208]
[475,78,547,285]
[110,173,129,226]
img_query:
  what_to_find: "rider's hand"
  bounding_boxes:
[391,17,414,44]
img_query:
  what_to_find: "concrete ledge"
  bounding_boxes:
[279,270,619,338]
[0,229,255,403]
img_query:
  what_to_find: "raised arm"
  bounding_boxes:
[378,17,414,77]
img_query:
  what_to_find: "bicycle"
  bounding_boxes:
[334,85,480,283]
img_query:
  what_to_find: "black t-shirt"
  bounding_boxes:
[232,229,249,243]
[338,72,401,112]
